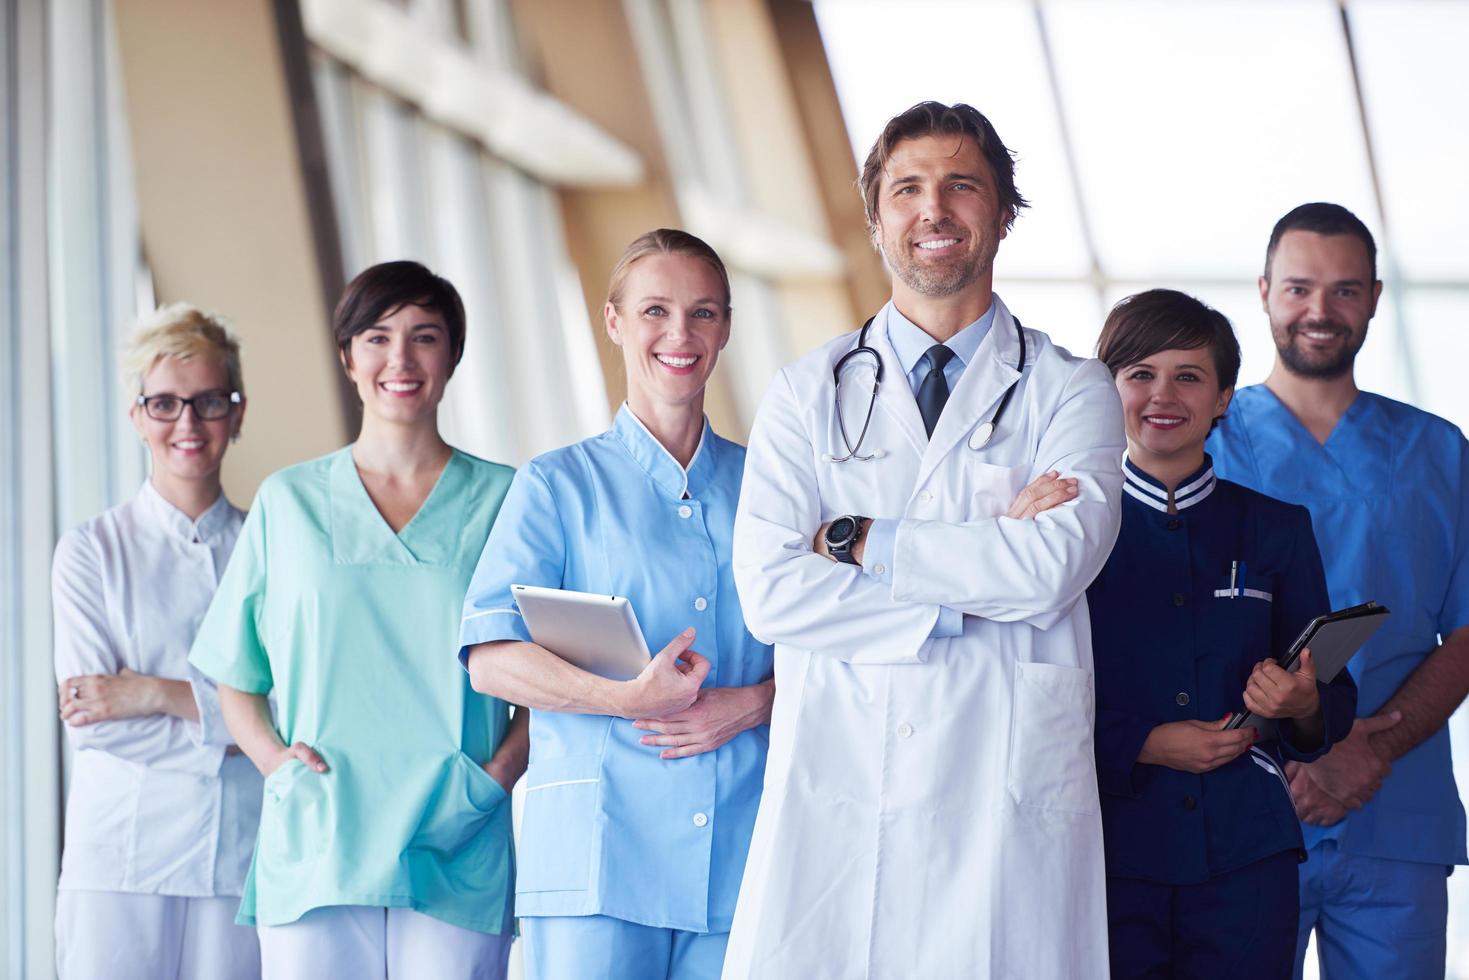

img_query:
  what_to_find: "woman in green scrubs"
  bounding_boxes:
[190,261,525,980]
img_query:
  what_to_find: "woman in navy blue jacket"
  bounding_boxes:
[1089,289,1357,979]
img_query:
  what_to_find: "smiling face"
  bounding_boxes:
[873,134,1008,302]
[605,252,730,414]
[1115,346,1233,474]
[1261,230,1380,379]
[342,302,453,426]
[130,354,243,487]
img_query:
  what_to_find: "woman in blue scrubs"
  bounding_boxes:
[1088,289,1358,979]
[459,229,774,980]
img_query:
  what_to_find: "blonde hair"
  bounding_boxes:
[606,229,731,312]
[122,303,244,396]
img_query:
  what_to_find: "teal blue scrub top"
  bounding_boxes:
[190,447,519,933]
[458,406,773,934]
[1209,388,1469,866]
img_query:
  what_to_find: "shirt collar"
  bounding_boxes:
[1122,452,1217,514]
[612,403,716,500]
[138,478,234,543]
[884,297,997,376]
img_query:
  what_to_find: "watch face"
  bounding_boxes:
[827,516,857,545]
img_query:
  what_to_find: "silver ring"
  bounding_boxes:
[69,686,80,699]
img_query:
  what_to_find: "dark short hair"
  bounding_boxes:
[1097,289,1241,394]
[859,102,1028,233]
[333,261,467,371]
[1264,202,1377,281]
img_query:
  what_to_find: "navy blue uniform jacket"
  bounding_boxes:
[1088,455,1358,884]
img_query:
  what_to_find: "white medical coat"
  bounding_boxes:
[724,297,1124,979]
[52,482,261,897]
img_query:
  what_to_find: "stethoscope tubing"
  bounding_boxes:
[830,314,1026,462]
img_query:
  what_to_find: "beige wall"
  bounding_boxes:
[509,0,743,437]
[114,0,348,505]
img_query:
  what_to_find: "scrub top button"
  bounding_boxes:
[694,597,708,612]
[1167,519,1180,530]
[1183,795,1197,810]
[678,505,693,519]
[1172,593,1186,607]
[1175,692,1190,706]
[872,563,885,576]
[897,722,914,738]
[692,812,709,827]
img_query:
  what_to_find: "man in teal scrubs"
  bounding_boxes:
[1208,203,1469,979]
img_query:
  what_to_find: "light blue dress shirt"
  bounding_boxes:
[1208,386,1469,867]
[862,300,996,637]
[458,405,774,933]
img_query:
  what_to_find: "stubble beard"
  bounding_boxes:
[1272,317,1367,380]
[882,225,998,299]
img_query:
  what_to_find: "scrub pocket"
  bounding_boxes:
[1007,662,1098,816]
[516,755,602,894]
[262,759,328,864]
[410,753,510,855]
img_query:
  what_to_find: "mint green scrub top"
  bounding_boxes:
[190,447,517,933]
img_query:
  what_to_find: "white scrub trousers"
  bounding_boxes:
[523,915,730,980]
[257,905,512,980]
[55,889,260,980]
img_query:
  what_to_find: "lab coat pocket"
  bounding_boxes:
[966,461,1031,519]
[261,759,327,865]
[1007,662,1099,816]
[516,755,602,894]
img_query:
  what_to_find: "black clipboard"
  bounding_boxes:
[1225,601,1389,731]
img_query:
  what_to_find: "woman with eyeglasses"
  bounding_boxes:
[190,261,524,979]
[53,304,262,979]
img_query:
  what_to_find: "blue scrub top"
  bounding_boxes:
[458,405,774,934]
[1209,387,1469,866]
[1089,455,1357,885]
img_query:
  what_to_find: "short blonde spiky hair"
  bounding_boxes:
[122,303,244,397]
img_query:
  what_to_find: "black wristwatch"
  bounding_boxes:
[825,515,868,565]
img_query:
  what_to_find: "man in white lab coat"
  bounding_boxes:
[724,102,1125,979]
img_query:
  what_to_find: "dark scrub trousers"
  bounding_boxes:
[1088,456,1358,980]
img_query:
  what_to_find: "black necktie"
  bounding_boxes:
[917,344,955,437]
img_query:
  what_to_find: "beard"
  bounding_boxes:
[1273,317,1366,379]
[881,222,998,298]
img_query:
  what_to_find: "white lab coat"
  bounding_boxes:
[52,482,261,898]
[724,297,1125,980]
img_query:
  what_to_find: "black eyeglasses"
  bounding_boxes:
[136,390,241,421]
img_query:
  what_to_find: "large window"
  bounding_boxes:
[307,0,615,464]
[815,0,1468,429]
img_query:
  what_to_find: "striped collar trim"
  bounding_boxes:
[1122,453,1217,514]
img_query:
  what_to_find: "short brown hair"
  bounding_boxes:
[333,261,467,372]
[1264,202,1377,281]
[1097,289,1241,393]
[606,228,731,312]
[859,102,1028,233]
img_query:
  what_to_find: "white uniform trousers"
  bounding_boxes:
[55,889,260,980]
[257,905,512,980]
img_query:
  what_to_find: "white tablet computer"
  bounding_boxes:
[511,584,652,681]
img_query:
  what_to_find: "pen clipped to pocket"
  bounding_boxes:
[1212,560,1273,602]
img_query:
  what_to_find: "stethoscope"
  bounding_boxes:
[829,314,1027,463]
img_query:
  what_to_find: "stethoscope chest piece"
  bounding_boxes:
[968,422,996,451]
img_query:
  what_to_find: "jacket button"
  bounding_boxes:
[677,505,693,519]
[1167,519,1180,530]
[693,597,708,612]
[1175,692,1190,706]
[1172,593,1186,607]
[897,722,914,739]
[1183,795,1197,810]
[692,812,709,827]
